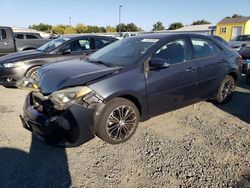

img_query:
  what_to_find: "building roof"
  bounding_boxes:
[175,24,214,32]
[218,17,250,24]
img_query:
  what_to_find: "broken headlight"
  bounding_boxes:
[49,86,103,110]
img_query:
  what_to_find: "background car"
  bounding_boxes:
[0,35,117,87]
[0,26,51,55]
[229,34,250,51]
[238,43,250,80]
[19,33,241,146]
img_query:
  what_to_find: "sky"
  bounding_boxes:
[0,0,250,31]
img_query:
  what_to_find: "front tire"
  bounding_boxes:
[214,75,235,104]
[26,66,40,79]
[96,98,140,144]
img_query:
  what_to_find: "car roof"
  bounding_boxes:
[131,32,211,40]
[61,34,117,39]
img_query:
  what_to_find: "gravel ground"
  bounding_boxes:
[0,77,250,187]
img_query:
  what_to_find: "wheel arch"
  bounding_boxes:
[228,71,239,82]
[104,92,147,121]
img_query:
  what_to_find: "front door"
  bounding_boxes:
[146,37,197,117]
[232,26,242,39]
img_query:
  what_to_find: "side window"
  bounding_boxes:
[61,38,91,52]
[78,39,91,50]
[0,29,7,40]
[191,38,221,59]
[15,34,24,39]
[26,34,39,39]
[152,38,190,65]
[95,38,112,49]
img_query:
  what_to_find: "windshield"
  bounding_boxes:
[89,37,159,66]
[37,37,70,52]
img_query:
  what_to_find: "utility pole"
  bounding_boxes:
[119,5,123,32]
[69,16,72,26]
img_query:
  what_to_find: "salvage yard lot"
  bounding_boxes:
[0,77,250,187]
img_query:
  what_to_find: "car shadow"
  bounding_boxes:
[233,170,250,187]
[0,135,72,187]
[215,76,250,124]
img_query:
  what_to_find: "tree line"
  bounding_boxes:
[29,23,142,34]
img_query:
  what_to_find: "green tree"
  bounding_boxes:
[52,24,66,34]
[86,26,105,33]
[168,22,184,30]
[29,23,52,32]
[75,23,88,33]
[192,19,211,25]
[64,26,76,34]
[105,25,116,33]
[126,23,141,32]
[116,23,128,32]
[152,21,165,31]
[232,14,243,18]
[116,23,141,32]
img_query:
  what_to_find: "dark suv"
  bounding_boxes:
[19,33,241,146]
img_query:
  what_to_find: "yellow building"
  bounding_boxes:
[216,17,250,41]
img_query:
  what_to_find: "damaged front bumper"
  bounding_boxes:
[20,92,97,147]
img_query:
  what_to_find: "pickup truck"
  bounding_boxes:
[0,26,50,56]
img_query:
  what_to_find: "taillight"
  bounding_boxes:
[237,55,243,64]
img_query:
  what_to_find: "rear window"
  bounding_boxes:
[95,38,113,49]
[191,38,221,59]
[26,34,39,39]
[0,29,7,40]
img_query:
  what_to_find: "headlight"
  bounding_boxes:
[16,77,38,91]
[3,61,25,68]
[49,86,94,110]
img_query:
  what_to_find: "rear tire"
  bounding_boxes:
[96,98,140,144]
[214,75,235,104]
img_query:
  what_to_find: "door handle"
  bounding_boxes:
[185,67,196,72]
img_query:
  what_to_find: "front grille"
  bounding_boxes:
[31,92,63,117]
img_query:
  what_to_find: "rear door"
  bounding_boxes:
[189,37,226,99]
[0,28,15,55]
[146,37,198,117]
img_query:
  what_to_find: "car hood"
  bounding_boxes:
[0,50,45,64]
[37,59,121,94]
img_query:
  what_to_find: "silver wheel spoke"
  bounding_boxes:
[107,105,137,141]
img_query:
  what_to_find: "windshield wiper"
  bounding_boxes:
[89,60,113,67]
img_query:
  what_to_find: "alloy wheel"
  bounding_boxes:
[107,105,137,141]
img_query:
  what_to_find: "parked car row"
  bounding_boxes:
[10,33,241,146]
[0,35,117,86]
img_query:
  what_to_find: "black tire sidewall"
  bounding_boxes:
[95,97,140,144]
[215,75,235,104]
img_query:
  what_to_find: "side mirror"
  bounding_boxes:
[149,58,170,69]
[241,44,246,48]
